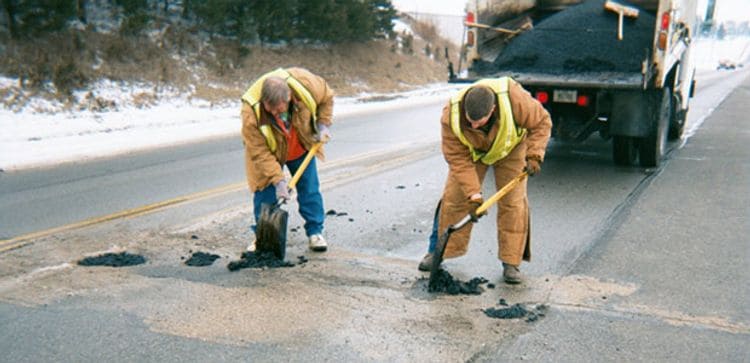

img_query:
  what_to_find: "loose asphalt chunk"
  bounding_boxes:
[427,268,488,295]
[184,251,220,267]
[325,209,348,217]
[484,303,548,322]
[77,252,146,267]
[227,251,311,271]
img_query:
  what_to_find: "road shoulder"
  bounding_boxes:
[489,69,750,361]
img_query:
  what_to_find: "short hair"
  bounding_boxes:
[464,86,495,121]
[261,76,291,106]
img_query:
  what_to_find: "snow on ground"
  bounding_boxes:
[2,37,748,172]
[0,80,460,171]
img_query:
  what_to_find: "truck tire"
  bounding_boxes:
[668,93,687,140]
[613,136,637,166]
[639,87,671,167]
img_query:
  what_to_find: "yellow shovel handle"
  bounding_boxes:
[289,143,323,189]
[475,172,528,215]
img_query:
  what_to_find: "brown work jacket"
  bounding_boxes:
[440,79,552,199]
[241,67,334,192]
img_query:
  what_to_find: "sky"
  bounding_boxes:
[389,0,466,16]
[706,0,750,22]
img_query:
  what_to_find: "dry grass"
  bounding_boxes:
[0,25,452,109]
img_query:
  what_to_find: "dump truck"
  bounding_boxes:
[452,0,698,167]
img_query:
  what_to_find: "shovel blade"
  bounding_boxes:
[256,203,288,260]
[428,229,451,289]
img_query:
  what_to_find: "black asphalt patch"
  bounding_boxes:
[427,268,488,295]
[77,252,146,267]
[184,252,220,267]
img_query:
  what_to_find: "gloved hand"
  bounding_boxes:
[274,179,290,201]
[316,123,332,143]
[468,194,486,222]
[525,157,542,176]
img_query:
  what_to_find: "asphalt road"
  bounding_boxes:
[0,100,443,240]
[0,68,747,361]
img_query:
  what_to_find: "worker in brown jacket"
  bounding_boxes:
[240,67,334,252]
[418,77,552,284]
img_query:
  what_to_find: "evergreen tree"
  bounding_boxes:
[254,0,297,43]
[4,0,76,38]
[192,0,255,39]
[116,0,151,36]
[368,0,396,38]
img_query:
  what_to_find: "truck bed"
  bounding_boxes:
[463,0,656,88]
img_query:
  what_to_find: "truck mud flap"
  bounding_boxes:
[608,90,655,138]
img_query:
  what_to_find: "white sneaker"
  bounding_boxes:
[246,237,256,252]
[309,234,328,252]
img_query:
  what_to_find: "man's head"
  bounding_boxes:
[464,86,496,129]
[261,76,292,117]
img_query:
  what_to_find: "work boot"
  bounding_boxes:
[418,253,433,272]
[309,234,328,252]
[503,263,522,285]
[246,237,256,252]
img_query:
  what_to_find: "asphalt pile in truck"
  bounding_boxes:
[476,0,655,75]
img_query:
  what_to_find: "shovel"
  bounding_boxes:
[604,0,640,41]
[429,172,528,289]
[255,142,322,260]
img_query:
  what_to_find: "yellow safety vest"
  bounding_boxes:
[450,77,526,165]
[241,68,318,153]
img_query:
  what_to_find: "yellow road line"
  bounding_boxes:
[0,182,246,253]
[0,143,440,254]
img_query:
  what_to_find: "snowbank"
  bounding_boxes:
[0,79,459,171]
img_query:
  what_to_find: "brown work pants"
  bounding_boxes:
[440,143,531,265]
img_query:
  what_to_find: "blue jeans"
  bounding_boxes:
[252,152,325,237]
[427,200,441,253]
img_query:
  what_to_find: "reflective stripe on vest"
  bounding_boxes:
[241,68,318,152]
[449,77,526,165]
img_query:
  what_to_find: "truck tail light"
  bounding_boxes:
[658,32,667,50]
[577,95,590,107]
[660,12,670,30]
[536,91,549,104]
[656,12,670,50]
[466,11,475,24]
